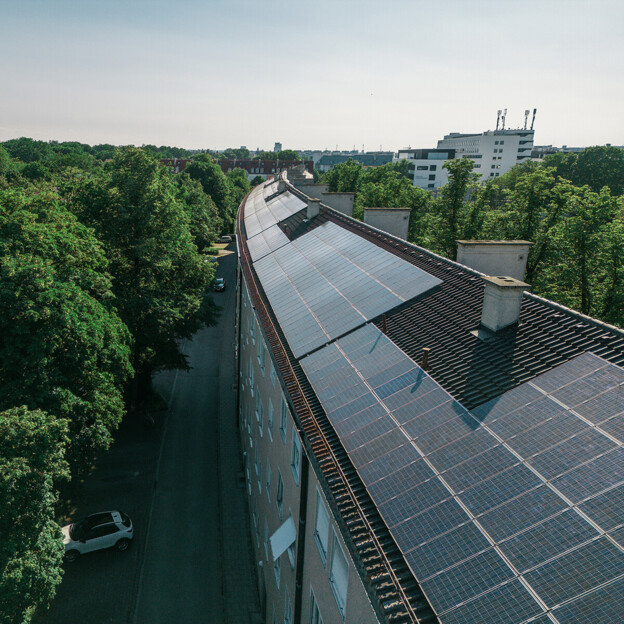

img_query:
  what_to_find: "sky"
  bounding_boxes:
[1,0,622,151]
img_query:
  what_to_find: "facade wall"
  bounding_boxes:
[238,277,379,624]
[364,208,411,240]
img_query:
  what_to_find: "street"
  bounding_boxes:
[37,248,260,624]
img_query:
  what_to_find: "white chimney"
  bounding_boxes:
[480,276,529,332]
[307,199,321,220]
[277,179,286,193]
[456,240,532,282]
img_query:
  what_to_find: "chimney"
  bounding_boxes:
[307,199,321,220]
[456,240,532,282]
[277,179,286,193]
[480,276,529,333]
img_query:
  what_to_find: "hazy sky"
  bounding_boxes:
[1,0,622,151]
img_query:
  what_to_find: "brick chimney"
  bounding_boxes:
[480,276,529,332]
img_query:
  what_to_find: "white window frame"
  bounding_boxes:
[276,470,284,520]
[256,393,264,435]
[267,399,274,440]
[280,397,288,442]
[270,361,277,387]
[314,491,330,565]
[329,533,349,617]
[291,432,301,485]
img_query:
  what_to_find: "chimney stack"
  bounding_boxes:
[277,179,286,193]
[480,276,529,333]
[456,240,532,282]
[307,199,321,220]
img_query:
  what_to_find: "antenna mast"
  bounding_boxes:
[524,109,530,130]
[530,108,537,130]
[501,108,507,131]
[496,109,502,131]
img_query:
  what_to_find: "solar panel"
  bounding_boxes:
[420,548,515,613]
[578,483,624,530]
[530,352,606,393]
[523,537,624,607]
[426,428,500,472]
[574,385,624,424]
[600,413,624,442]
[439,580,544,624]
[365,458,435,500]
[487,396,566,440]
[499,509,599,573]
[405,521,491,580]
[551,577,624,624]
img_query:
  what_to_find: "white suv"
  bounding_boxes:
[62,510,133,562]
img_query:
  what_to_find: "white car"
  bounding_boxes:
[62,511,133,562]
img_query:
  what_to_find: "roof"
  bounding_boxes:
[237,175,624,624]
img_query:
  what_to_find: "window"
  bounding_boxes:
[287,541,296,569]
[428,174,435,181]
[270,361,277,387]
[314,491,330,564]
[500,140,505,145]
[428,183,434,188]
[257,340,266,373]
[416,165,428,170]
[274,557,281,587]
[258,452,262,492]
[280,398,288,442]
[277,471,284,519]
[284,591,292,624]
[266,458,272,500]
[264,517,269,560]
[494,140,499,145]
[310,591,324,624]
[291,433,301,485]
[429,164,437,171]
[268,399,274,440]
[249,359,254,393]
[330,535,349,616]
[254,445,259,477]
[250,314,255,341]
[256,393,264,434]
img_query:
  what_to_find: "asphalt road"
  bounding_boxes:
[38,249,241,624]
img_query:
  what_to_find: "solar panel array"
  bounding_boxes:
[244,188,306,239]
[300,325,624,623]
[253,221,442,358]
[246,224,290,262]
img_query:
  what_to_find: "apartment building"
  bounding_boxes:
[236,171,624,624]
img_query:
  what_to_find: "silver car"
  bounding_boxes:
[62,511,133,562]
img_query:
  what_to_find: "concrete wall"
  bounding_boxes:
[363,208,410,240]
[456,240,531,281]
[238,278,380,624]
[295,183,329,198]
[320,192,354,217]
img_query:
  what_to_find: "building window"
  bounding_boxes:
[266,458,272,500]
[264,517,269,560]
[254,445,259,477]
[249,359,254,392]
[428,183,434,188]
[429,164,437,171]
[310,590,324,624]
[274,557,281,588]
[291,433,301,485]
[256,393,264,435]
[428,174,435,181]
[258,452,263,493]
[257,340,266,373]
[416,165,428,170]
[268,399,274,440]
[330,535,349,617]
[270,361,277,387]
[250,314,255,341]
[284,591,292,624]
[495,140,499,145]
[500,140,504,145]
[280,398,288,442]
[277,471,284,519]
[314,491,330,564]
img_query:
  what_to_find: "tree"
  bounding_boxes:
[574,146,624,195]
[175,174,221,252]
[69,148,216,400]
[431,159,479,259]
[0,188,132,474]
[0,407,69,624]
[276,149,300,161]
[600,209,624,326]
[250,175,265,187]
[1,138,53,163]
[184,155,233,226]
[221,147,250,160]
[226,167,251,212]
[322,159,363,192]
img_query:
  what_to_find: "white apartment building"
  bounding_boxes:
[398,128,535,191]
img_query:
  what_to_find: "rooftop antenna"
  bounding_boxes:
[496,109,502,131]
[501,108,507,131]
[530,108,537,130]
[524,109,530,130]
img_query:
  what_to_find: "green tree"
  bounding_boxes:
[0,406,69,624]
[175,174,221,252]
[574,146,624,195]
[322,159,363,192]
[600,209,624,326]
[69,148,216,400]
[0,188,132,473]
[276,149,300,161]
[184,155,233,226]
[250,175,265,187]
[226,167,251,212]
[1,138,53,163]
[431,159,479,259]
[221,147,250,159]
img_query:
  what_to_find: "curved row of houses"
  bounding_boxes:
[234,169,624,624]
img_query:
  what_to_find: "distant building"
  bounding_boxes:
[274,142,283,153]
[397,128,535,190]
[395,148,456,191]
[160,158,193,173]
[315,152,394,173]
[217,158,313,181]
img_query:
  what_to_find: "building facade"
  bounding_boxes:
[236,171,624,624]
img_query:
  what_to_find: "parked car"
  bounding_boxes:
[217,235,232,243]
[213,277,225,292]
[62,511,133,562]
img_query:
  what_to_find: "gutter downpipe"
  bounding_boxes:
[294,448,310,624]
